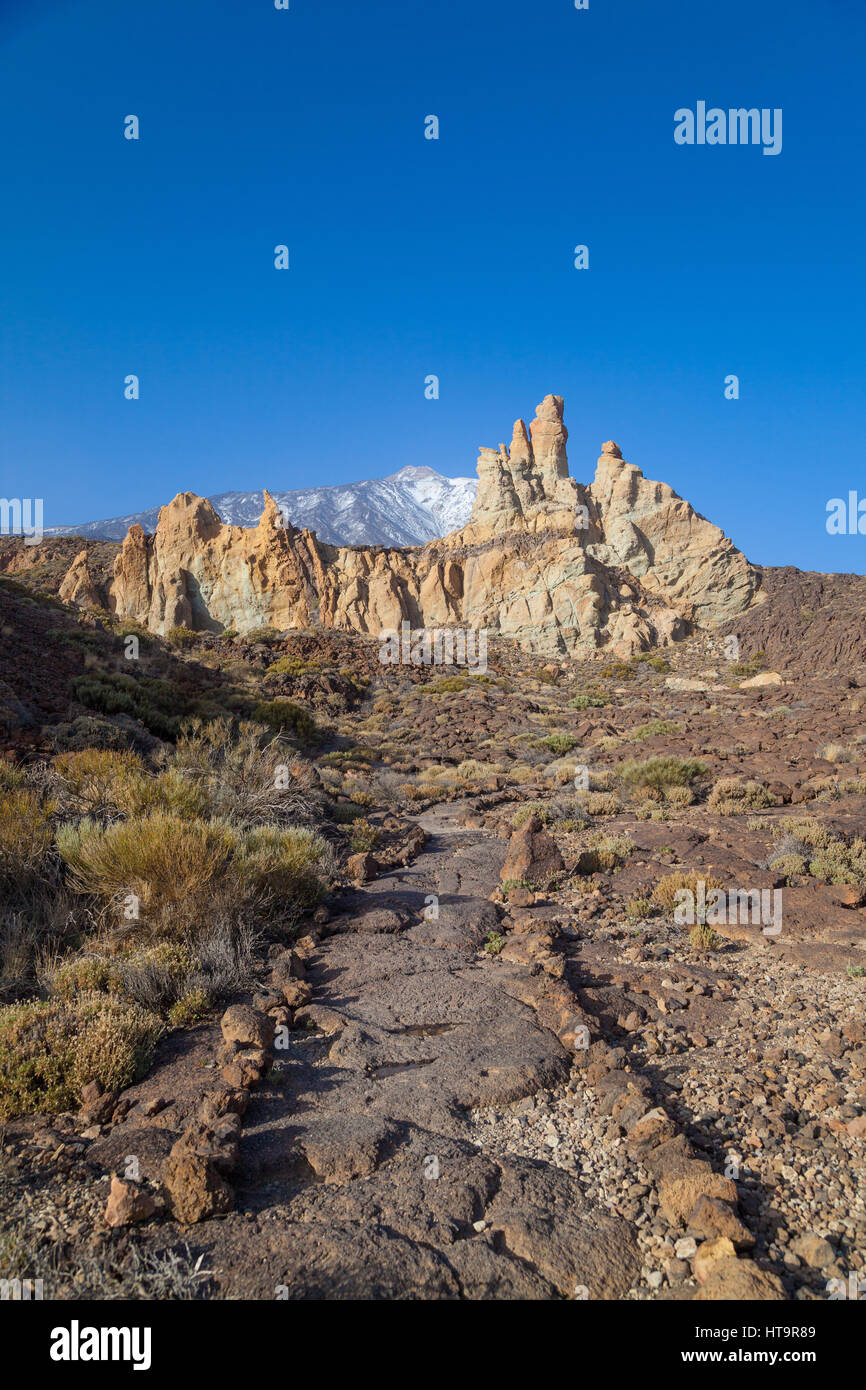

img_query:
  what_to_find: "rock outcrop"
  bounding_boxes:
[101,395,761,657]
[57,549,104,609]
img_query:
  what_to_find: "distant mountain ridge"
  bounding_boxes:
[47,466,478,548]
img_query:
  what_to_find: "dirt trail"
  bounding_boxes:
[175,800,639,1298]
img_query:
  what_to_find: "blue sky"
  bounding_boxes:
[1,0,864,569]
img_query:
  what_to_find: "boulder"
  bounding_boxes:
[501,815,564,889]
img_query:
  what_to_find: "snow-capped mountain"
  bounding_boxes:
[47,466,478,547]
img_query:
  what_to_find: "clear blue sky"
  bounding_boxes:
[1,0,864,569]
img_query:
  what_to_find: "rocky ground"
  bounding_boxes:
[1,601,865,1301]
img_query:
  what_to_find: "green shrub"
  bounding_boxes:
[57,813,239,933]
[625,897,652,920]
[72,672,187,739]
[599,660,635,681]
[251,700,316,741]
[235,825,331,907]
[617,756,707,791]
[568,692,610,710]
[349,818,380,853]
[541,733,580,755]
[584,791,621,816]
[419,674,493,694]
[167,626,198,649]
[512,802,553,828]
[707,778,776,816]
[0,994,163,1119]
[47,955,123,1000]
[168,989,210,1028]
[627,720,681,742]
[112,768,212,820]
[633,653,670,673]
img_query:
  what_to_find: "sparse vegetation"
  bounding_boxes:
[617,756,707,791]
[0,994,163,1119]
[708,777,777,816]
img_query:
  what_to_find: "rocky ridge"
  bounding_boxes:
[63,396,761,659]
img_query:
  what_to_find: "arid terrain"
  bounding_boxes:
[1,407,865,1302]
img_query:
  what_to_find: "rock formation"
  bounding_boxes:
[57,549,104,609]
[101,396,761,658]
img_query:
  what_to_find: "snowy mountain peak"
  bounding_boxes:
[47,468,478,548]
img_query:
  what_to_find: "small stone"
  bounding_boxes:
[694,1237,736,1285]
[104,1176,159,1228]
[790,1232,835,1268]
[347,852,379,884]
[220,1004,273,1052]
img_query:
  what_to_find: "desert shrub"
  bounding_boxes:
[349,818,380,853]
[599,660,635,681]
[112,767,212,820]
[0,994,162,1119]
[625,897,653,920]
[483,932,505,956]
[243,626,282,645]
[45,954,123,1000]
[665,784,694,808]
[0,763,26,790]
[636,785,664,804]
[57,813,239,934]
[568,689,610,710]
[818,743,855,764]
[617,756,707,791]
[265,653,326,678]
[575,832,633,874]
[512,802,554,828]
[627,720,681,742]
[419,674,493,694]
[0,790,56,897]
[168,989,210,1029]
[113,941,197,1010]
[52,748,145,816]
[170,719,316,826]
[501,879,532,897]
[540,733,580,755]
[167,626,198,649]
[730,654,765,677]
[707,778,777,816]
[768,852,808,877]
[72,672,186,740]
[457,758,505,781]
[584,791,621,816]
[235,825,332,907]
[633,653,670,673]
[690,923,721,951]
[251,699,316,742]
[189,916,259,1000]
[652,871,723,913]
